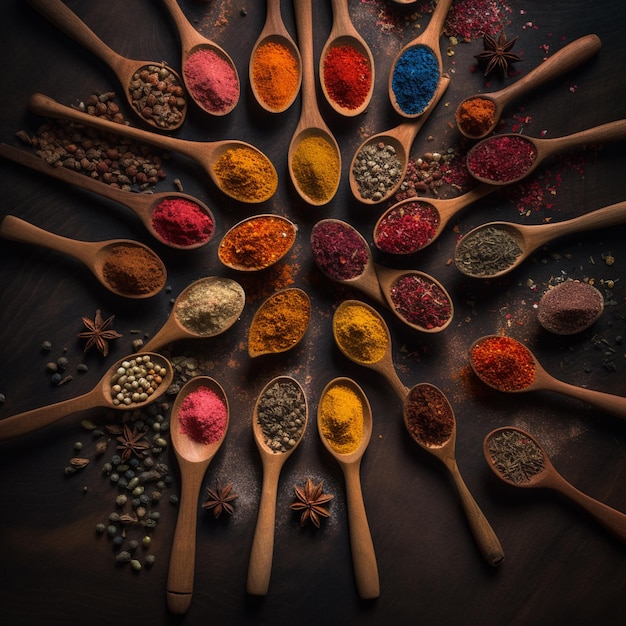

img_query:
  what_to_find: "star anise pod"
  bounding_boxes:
[202,482,238,518]
[474,31,522,77]
[116,424,150,462]
[290,478,334,528]
[78,309,122,356]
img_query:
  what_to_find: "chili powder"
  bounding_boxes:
[467,135,537,182]
[374,201,440,254]
[323,44,372,110]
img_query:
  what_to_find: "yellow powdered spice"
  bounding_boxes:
[319,384,364,455]
[291,132,340,203]
[213,145,277,202]
[333,302,388,364]
[251,40,300,111]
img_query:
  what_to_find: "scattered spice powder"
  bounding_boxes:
[311,220,368,281]
[150,197,214,247]
[404,384,454,447]
[290,132,340,203]
[391,45,439,116]
[470,335,536,391]
[251,40,300,111]
[485,428,545,484]
[318,383,364,455]
[467,135,538,182]
[333,301,388,365]
[389,274,452,330]
[178,386,228,445]
[322,44,372,110]
[456,97,496,138]
[101,243,165,296]
[454,226,523,277]
[218,215,296,270]
[352,141,402,202]
[374,201,441,254]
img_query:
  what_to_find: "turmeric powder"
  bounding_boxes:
[333,301,388,364]
[319,383,364,455]
[290,132,340,203]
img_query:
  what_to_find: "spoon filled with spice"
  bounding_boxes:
[456,35,602,140]
[247,376,308,595]
[319,0,375,116]
[0,215,166,298]
[333,300,409,401]
[469,335,626,419]
[0,353,172,442]
[161,0,239,116]
[142,276,245,352]
[28,93,278,203]
[249,0,302,113]
[484,427,626,543]
[27,0,186,131]
[0,144,215,250]
[465,119,626,185]
[388,0,453,118]
[288,0,341,205]
[454,200,626,278]
[350,76,449,204]
[167,376,229,614]
[318,377,379,599]
[404,384,504,567]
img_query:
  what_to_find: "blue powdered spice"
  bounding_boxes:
[391,46,440,115]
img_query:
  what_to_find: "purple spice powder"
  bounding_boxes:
[311,220,369,281]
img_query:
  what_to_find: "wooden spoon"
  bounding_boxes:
[466,119,626,185]
[288,0,341,205]
[161,0,239,116]
[372,183,495,254]
[249,0,302,113]
[0,353,172,442]
[0,215,166,298]
[27,0,186,130]
[456,34,602,140]
[350,76,449,205]
[454,200,626,278]
[319,0,375,116]
[247,376,308,595]
[469,335,626,419]
[388,0,453,117]
[403,383,504,566]
[142,276,245,351]
[318,377,379,599]
[167,376,229,614]
[0,143,215,250]
[332,299,409,401]
[484,426,626,543]
[28,93,277,203]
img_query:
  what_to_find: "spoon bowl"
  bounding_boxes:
[247,376,308,595]
[454,200,626,278]
[28,0,186,130]
[167,376,229,613]
[403,383,504,566]
[28,93,277,203]
[0,353,172,442]
[0,215,166,298]
[318,377,379,598]
[484,426,626,543]
[456,34,602,139]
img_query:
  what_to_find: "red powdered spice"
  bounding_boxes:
[374,201,440,254]
[323,45,371,110]
[178,386,228,445]
[151,197,215,247]
[467,135,537,182]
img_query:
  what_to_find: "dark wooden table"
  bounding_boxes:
[1,1,625,624]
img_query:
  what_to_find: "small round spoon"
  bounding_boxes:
[388,0,453,118]
[319,0,375,116]
[318,377,379,599]
[0,353,172,442]
[466,119,626,185]
[0,215,166,298]
[454,199,626,278]
[161,0,239,116]
[350,76,449,205]
[247,376,308,596]
[167,376,229,614]
[403,383,504,566]
[333,300,409,401]
[142,276,245,351]
[469,335,626,419]
[288,0,341,205]
[456,35,601,140]
[249,0,302,113]
[28,0,186,130]
[0,143,215,250]
[28,93,277,203]
[372,183,495,253]
[484,426,626,543]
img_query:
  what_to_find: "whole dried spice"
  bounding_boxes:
[475,31,522,77]
[352,141,402,202]
[290,477,334,528]
[202,483,238,518]
[78,309,122,356]
[116,424,151,462]
[454,226,523,277]
[486,429,545,484]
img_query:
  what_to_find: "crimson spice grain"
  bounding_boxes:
[389,274,452,330]
[311,220,369,281]
[467,135,537,182]
[404,384,454,447]
[374,201,441,254]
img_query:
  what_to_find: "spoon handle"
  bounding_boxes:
[542,119,626,158]
[445,458,505,566]
[342,462,380,599]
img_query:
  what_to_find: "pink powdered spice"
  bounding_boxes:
[178,387,227,445]
[151,197,214,247]
[183,48,239,113]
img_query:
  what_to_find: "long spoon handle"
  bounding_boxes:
[445,458,505,566]
[342,462,380,599]
[541,119,626,159]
